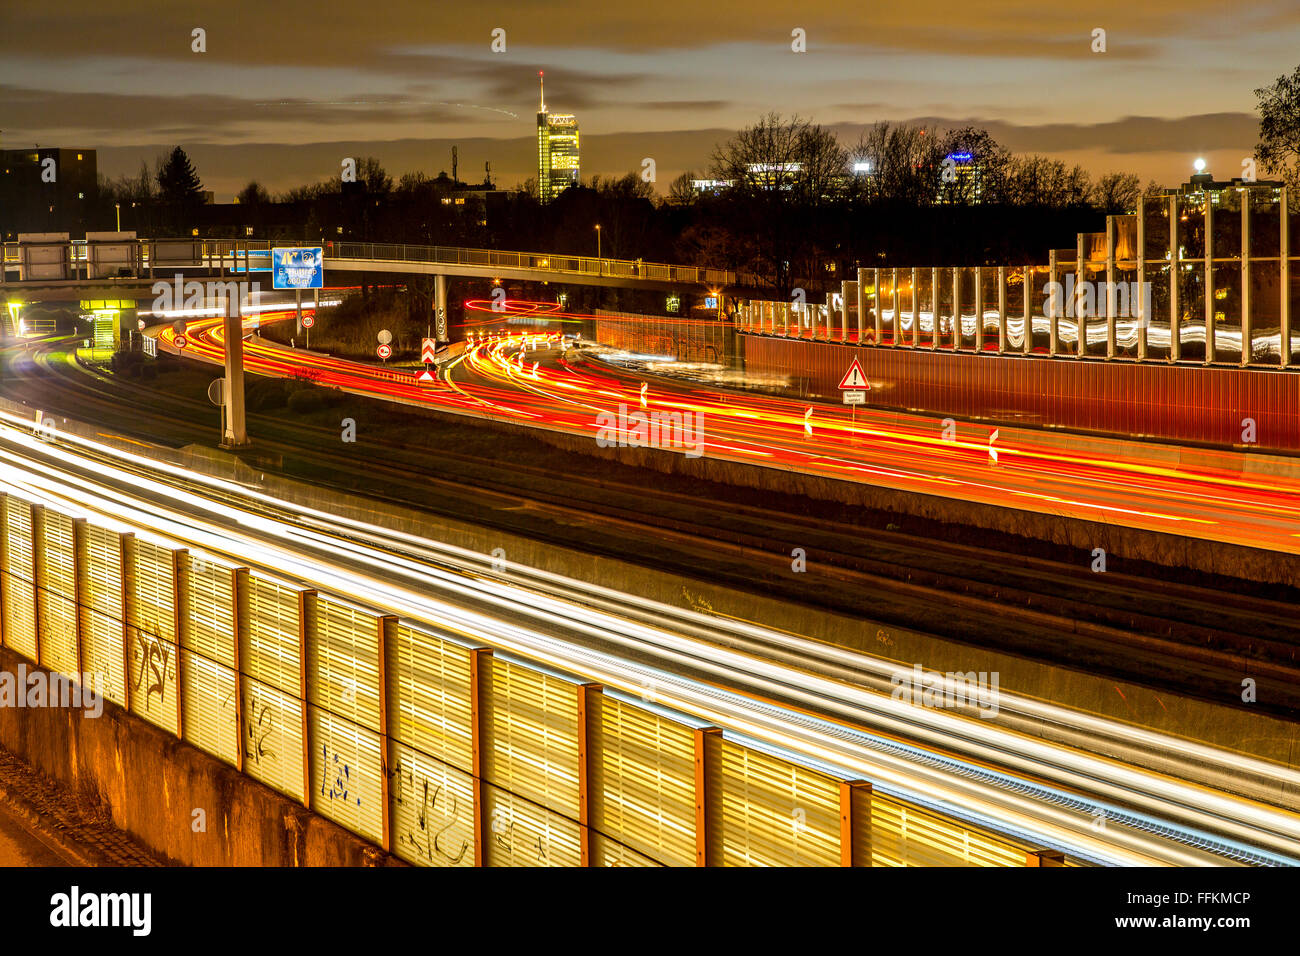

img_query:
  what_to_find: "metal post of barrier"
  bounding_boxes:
[172,548,187,741]
[1282,187,1291,369]
[892,268,900,347]
[952,267,960,350]
[1049,250,1060,356]
[1241,188,1251,367]
[1023,266,1033,354]
[841,280,851,343]
[232,568,248,775]
[71,518,86,676]
[874,268,882,344]
[577,682,601,867]
[1137,197,1148,362]
[0,496,6,649]
[1106,217,1117,359]
[30,504,44,668]
[930,267,939,350]
[1026,849,1066,866]
[1170,194,1181,363]
[470,646,493,867]
[1205,196,1215,365]
[997,267,1007,354]
[377,614,396,854]
[120,533,135,713]
[694,726,722,866]
[857,268,866,344]
[297,588,316,810]
[911,267,920,347]
[974,267,984,353]
[839,780,872,866]
[1077,233,1088,358]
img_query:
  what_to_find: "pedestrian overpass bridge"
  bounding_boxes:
[0,236,778,300]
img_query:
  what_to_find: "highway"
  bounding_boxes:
[156,302,1300,559]
[0,406,1297,866]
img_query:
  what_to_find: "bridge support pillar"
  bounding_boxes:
[434,274,449,343]
[221,296,249,448]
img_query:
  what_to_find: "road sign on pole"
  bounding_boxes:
[421,337,437,364]
[842,390,866,404]
[377,344,392,360]
[838,359,869,390]
[175,334,188,349]
[301,314,314,328]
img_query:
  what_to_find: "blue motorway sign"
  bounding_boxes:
[272,246,324,289]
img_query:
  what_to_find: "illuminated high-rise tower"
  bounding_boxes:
[536,72,580,203]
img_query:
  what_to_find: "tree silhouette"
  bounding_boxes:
[157,147,204,205]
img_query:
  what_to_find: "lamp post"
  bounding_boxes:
[115,203,121,231]
[595,224,601,260]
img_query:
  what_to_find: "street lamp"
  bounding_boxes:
[115,203,120,231]
[595,224,601,260]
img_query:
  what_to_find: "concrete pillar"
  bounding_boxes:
[295,288,303,336]
[221,296,249,448]
[435,273,449,343]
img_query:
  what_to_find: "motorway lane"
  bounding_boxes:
[155,305,1300,559]
[0,411,1296,866]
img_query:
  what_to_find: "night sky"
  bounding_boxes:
[3,0,1296,198]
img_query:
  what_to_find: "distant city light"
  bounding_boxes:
[852,161,872,174]
[1194,158,1207,173]
[947,151,974,163]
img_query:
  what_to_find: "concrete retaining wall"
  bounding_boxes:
[0,648,400,867]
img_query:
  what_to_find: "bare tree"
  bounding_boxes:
[1091,172,1141,214]
[1255,64,1300,188]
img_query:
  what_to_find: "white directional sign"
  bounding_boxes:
[843,390,866,404]
[838,359,869,390]
[421,338,437,364]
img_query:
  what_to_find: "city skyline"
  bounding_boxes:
[2,1,1297,198]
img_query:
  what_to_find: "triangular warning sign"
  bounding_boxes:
[838,359,869,390]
